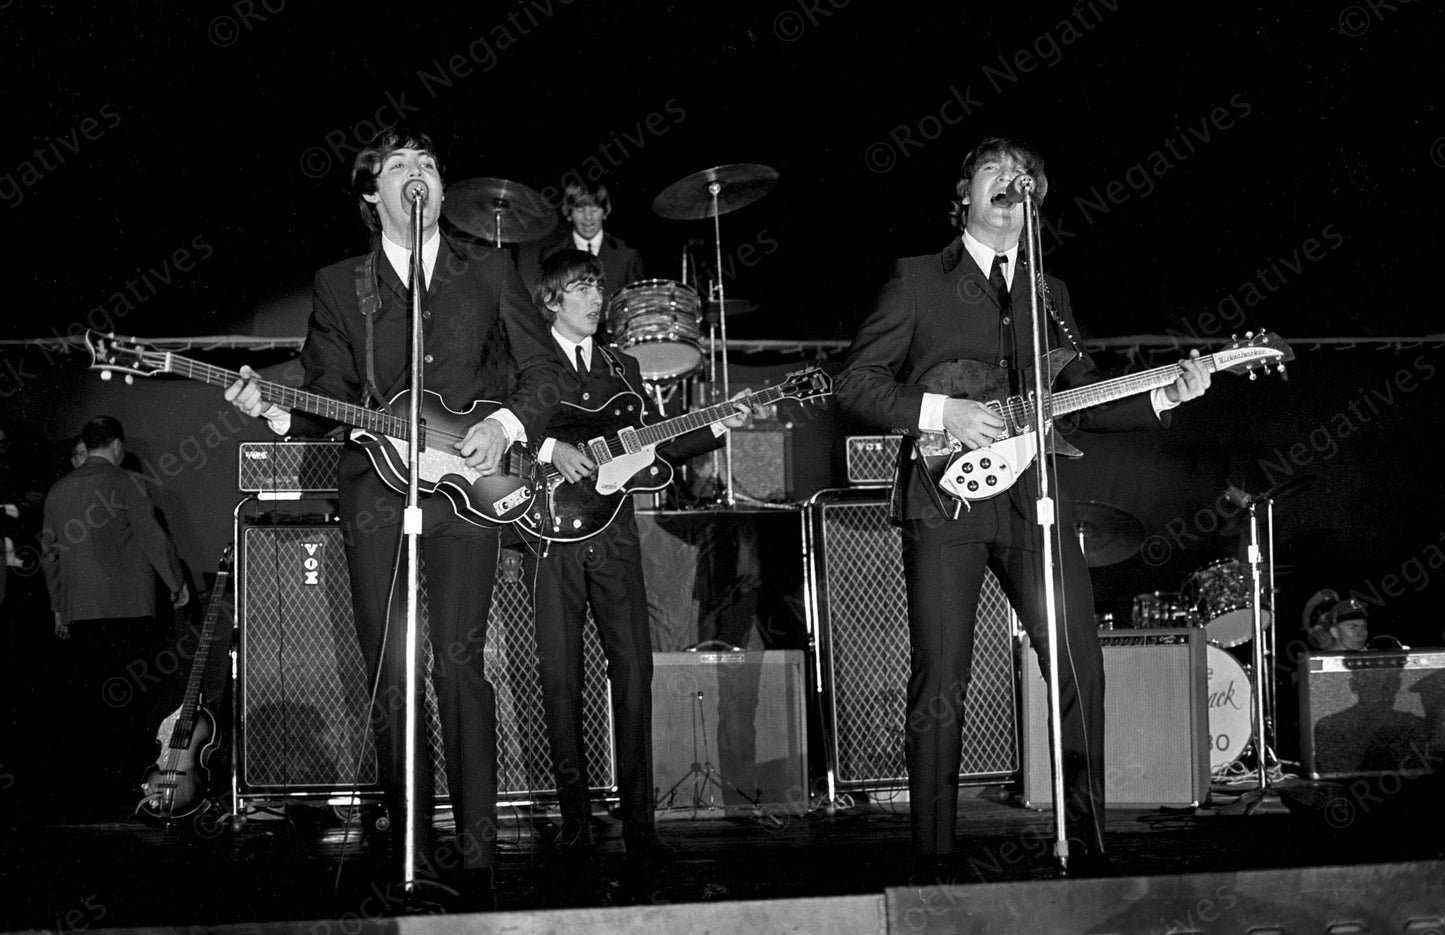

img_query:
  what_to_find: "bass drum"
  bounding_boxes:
[1206,645,1254,774]
[606,279,703,382]
[1180,559,1269,648]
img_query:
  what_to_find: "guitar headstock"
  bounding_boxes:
[1215,331,1293,380]
[777,366,834,404]
[219,542,235,571]
[85,330,170,382]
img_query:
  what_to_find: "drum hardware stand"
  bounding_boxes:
[654,688,763,816]
[1014,178,1075,871]
[705,181,737,508]
[1233,490,1283,814]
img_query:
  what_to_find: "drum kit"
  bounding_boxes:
[441,163,781,506]
[1073,499,1273,777]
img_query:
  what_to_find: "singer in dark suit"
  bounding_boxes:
[227,127,566,900]
[836,137,1212,879]
[523,249,747,859]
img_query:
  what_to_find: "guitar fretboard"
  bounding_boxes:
[171,568,229,747]
[153,353,410,439]
[1000,355,1225,426]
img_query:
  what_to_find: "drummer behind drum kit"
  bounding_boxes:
[442,162,781,506]
[1074,500,1270,778]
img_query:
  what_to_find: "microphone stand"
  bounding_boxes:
[400,181,428,892]
[1016,178,1072,871]
[707,183,736,508]
[1234,491,1282,815]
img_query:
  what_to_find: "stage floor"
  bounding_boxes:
[2,776,1442,932]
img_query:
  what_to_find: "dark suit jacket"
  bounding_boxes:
[41,458,184,622]
[530,230,647,302]
[288,233,567,488]
[836,237,1165,529]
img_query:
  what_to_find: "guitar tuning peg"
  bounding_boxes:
[125,375,134,385]
[1278,364,1288,381]
[1249,371,1258,381]
[100,370,112,381]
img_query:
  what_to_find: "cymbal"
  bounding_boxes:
[442,177,556,244]
[652,164,778,220]
[1071,500,1146,567]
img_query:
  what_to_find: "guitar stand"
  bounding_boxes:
[654,689,763,817]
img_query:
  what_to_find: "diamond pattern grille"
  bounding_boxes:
[238,526,614,799]
[814,497,1018,788]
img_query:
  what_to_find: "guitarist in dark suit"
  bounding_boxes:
[519,182,646,307]
[227,126,566,901]
[836,138,1212,880]
[524,249,748,860]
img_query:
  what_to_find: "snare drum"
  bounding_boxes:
[1206,645,1254,773]
[1130,591,1189,629]
[607,279,703,381]
[1180,559,1270,648]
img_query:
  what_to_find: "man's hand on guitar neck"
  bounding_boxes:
[940,397,1007,450]
[1162,350,1212,405]
[225,365,292,434]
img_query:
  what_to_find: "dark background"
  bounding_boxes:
[4,1,1444,648]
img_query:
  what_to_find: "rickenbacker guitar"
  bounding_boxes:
[917,331,1292,502]
[137,545,232,822]
[518,366,832,542]
[84,331,538,525]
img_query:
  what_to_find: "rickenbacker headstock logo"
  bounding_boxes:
[300,541,323,586]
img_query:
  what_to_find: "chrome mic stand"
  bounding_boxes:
[400,178,429,892]
[707,182,736,507]
[1016,178,1074,871]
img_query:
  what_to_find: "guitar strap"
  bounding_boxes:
[354,251,391,412]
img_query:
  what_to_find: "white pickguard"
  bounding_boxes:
[592,446,661,495]
[938,433,1040,501]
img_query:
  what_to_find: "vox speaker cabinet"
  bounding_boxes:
[805,487,1019,790]
[651,650,808,817]
[237,440,343,494]
[844,435,902,485]
[236,518,615,803]
[1300,649,1445,780]
[1022,628,1210,809]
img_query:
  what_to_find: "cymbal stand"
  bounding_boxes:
[1235,494,1282,813]
[706,181,736,507]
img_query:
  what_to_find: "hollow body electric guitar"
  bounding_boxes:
[84,331,538,525]
[519,367,832,542]
[918,332,1292,502]
[137,546,233,822]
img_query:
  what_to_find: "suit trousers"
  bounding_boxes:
[341,469,500,872]
[524,512,656,839]
[900,496,1106,857]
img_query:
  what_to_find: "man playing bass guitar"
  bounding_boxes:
[524,249,756,860]
[226,126,566,905]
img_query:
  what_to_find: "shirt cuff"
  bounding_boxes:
[262,405,292,436]
[919,393,947,432]
[1150,387,1179,419]
[538,437,557,463]
[486,409,527,445]
[710,423,727,438]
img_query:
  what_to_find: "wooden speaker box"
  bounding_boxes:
[651,650,809,817]
[1299,649,1445,780]
[1023,628,1210,809]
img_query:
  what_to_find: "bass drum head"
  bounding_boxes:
[1206,644,1254,774]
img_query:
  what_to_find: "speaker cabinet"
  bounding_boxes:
[237,521,614,801]
[729,428,791,503]
[806,488,1018,789]
[1022,628,1210,809]
[1300,649,1445,780]
[651,650,808,816]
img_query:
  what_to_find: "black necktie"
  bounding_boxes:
[574,344,587,375]
[991,254,1018,389]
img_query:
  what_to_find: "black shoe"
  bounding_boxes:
[909,854,965,886]
[436,867,496,913]
[623,830,676,864]
[1061,844,1116,878]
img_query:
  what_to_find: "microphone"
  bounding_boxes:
[403,179,430,205]
[998,175,1035,205]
